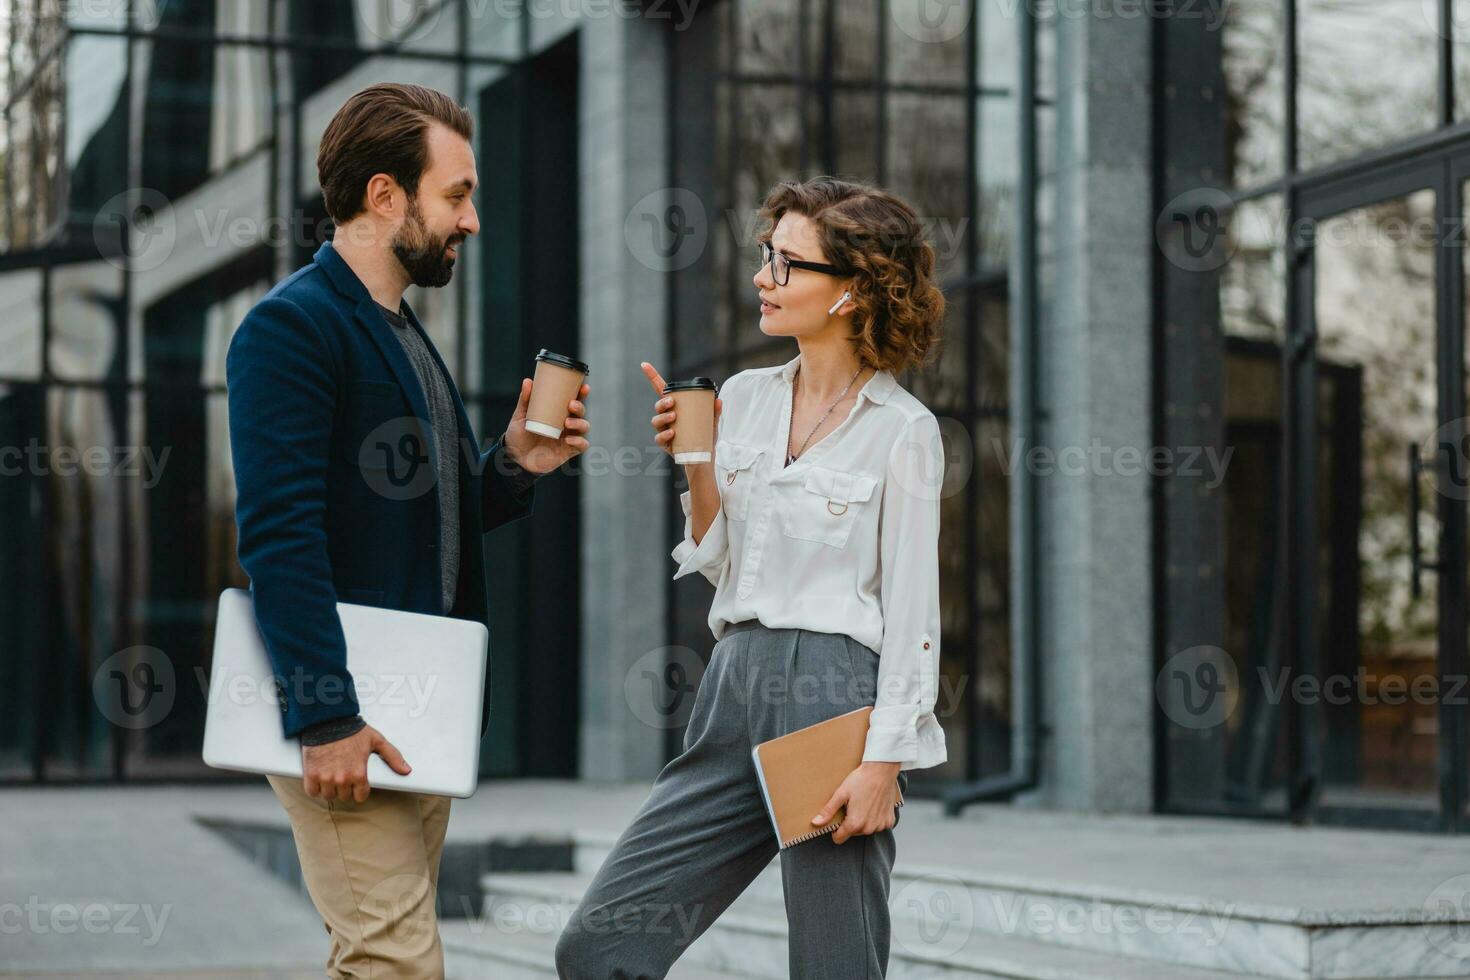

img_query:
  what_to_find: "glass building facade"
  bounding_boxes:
[1160,0,1470,831]
[0,0,1036,793]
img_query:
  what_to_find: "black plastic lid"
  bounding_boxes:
[535,349,590,375]
[663,377,718,393]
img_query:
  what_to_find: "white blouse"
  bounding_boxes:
[670,353,948,771]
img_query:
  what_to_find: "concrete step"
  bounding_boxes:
[471,869,1290,980]
[440,904,751,979]
[568,831,1470,980]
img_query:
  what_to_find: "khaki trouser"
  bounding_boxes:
[267,774,453,979]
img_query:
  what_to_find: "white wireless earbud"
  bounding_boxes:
[827,291,852,315]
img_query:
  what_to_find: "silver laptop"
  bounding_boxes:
[202,587,488,798]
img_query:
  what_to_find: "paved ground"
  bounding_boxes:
[6,779,1470,975]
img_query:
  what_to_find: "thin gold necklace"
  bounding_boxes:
[786,362,863,466]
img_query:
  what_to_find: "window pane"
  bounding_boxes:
[1297,0,1438,172]
[1220,194,1290,809]
[1222,0,1284,188]
[357,0,458,55]
[977,94,1015,271]
[0,271,44,379]
[50,262,123,383]
[886,93,968,279]
[828,0,879,81]
[0,384,44,780]
[978,0,1016,92]
[888,0,972,85]
[64,35,130,222]
[41,384,129,780]
[6,50,64,249]
[832,90,879,180]
[737,0,801,76]
[288,0,369,95]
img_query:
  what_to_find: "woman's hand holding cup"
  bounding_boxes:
[641,362,721,461]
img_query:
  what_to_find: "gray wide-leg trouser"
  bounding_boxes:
[555,620,907,980]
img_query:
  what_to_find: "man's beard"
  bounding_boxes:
[391,195,463,288]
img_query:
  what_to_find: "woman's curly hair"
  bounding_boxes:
[757,176,945,375]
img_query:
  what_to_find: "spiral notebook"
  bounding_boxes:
[751,705,905,849]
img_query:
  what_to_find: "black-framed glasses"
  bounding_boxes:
[758,241,846,286]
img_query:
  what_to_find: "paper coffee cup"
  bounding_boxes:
[664,377,718,464]
[526,349,590,439]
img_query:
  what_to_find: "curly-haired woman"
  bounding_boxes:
[556,176,948,979]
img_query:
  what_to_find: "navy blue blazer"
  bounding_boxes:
[225,239,535,738]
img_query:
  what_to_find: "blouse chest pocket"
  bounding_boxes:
[715,441,766,521]
[778,465,880,549]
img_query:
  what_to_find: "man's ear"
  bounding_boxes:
[363,173,401,217]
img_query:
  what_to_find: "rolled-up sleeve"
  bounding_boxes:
[863,413,948,771]
[671,485,730,586]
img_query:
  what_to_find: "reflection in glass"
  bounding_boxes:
[973,411,1012,781]
[50,262,124,383]
[42,384,126,780]
[1297,0,1437,172]
[0,384,43,779]
[1219,195,1289,810]
[1221,0,1284,188]
[737,0,800,75]
[976,95,1015,271]
[1313,190,1439,809]
[886,93,967,279]
[0,270,44,380]
[888,0,971,85]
